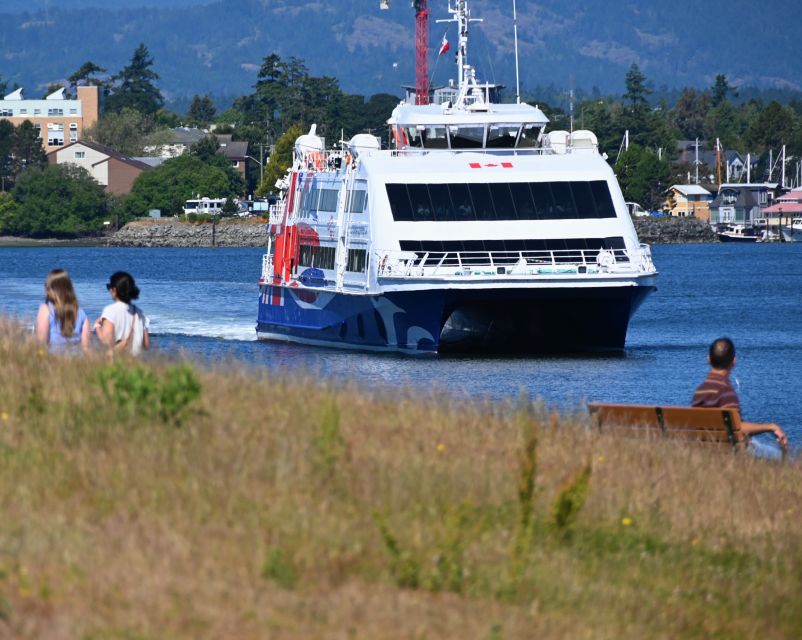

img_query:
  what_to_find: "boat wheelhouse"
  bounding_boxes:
[256,0,657,353]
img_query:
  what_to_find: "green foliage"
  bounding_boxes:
[374,513,421,589]
[187,94,216,126]
[0,192,20,235]
[514,393,538,558]
[68,61,107,90]
[189,135,220,163]
[616,144,672,210]
[261,548,298,590]
[84,108,171,157]
[549,463,592,535]
[624,64,651,107]
[221,197,238,217]
[10,164,109,237]
[314,398,345,477]
[10,121,47,175]
[122,155,244,218]
[106,44,164,115]
[430,504,469,594]
[97,360,201,426]
[256,125,302,196]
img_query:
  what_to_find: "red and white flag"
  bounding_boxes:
[438,33,450,56]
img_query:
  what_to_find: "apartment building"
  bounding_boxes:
[0,85,100,152]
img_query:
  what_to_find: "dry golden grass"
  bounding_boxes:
[0,317,800,639]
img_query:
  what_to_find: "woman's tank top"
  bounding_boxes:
[48,303,87,351]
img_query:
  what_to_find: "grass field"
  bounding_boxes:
[0,319,800,639]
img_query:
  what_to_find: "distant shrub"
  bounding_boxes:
[97,360,201,426]
[261,548,298,590]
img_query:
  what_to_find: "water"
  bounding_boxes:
[2,243,801,447]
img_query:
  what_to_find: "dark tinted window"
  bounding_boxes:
[590,181,616,218]
[386,184,413,221]
[386,181,618,221]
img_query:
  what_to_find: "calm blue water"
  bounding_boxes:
[1,244,801,447]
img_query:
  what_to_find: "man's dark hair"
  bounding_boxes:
[709,337,735,369]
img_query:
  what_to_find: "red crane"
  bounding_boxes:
[380,0,430,105]
[414,0,430,105]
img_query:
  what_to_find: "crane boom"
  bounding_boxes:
[380,0,430,105]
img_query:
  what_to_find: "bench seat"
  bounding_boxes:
[587,402,747,450]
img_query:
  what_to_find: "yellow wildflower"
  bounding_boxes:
[436,443,446,453]
[36,348,45,358]
[1,411,8,422]
[621,516,633,527]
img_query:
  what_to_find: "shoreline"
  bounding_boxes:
[3,216,718,248]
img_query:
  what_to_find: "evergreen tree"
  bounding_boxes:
[615,144,671,210]
[84,108,171,156]
[0,121,15,191]
[623,64,651,108]
[12,121,47,175]
[187,95,216,126]
[711,74,735,107]
[256,125,302,196]
[222,196,239,217]
[68,61,107,97]
[106,44,164,115]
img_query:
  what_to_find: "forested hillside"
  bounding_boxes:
[1,0,801,100]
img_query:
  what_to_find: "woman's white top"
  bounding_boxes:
[101,300,149,356]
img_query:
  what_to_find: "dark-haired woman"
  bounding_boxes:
[95,271,150,355]
[35,269,91,351]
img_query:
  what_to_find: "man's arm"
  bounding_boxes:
[740,421,788,451]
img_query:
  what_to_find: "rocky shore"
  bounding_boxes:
[104,216,716,248]
[105,218,269,248]
[632,216,716,244]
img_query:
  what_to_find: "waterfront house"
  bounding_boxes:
[215,134,249,184]
[708,183,777,227]
[0,85,99,153]
[763,187,802,219]
[663,185,713,220]
[48,140,152,195]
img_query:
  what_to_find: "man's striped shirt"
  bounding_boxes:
[691,370,740,409]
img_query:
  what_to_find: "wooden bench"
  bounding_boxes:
[587,402,747,451]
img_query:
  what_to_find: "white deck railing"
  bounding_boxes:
[376,245,655,278]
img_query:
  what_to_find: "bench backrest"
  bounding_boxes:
[588,402,746,450]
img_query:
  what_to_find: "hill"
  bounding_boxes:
[1,0,801,101]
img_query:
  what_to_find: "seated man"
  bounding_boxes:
[693,337,787,452]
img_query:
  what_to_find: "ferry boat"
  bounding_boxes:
[256,0,658,354]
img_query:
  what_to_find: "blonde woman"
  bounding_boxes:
[35,269,91,351]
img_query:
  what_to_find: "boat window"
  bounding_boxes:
[589,181,616,219]
[509,182,536,219]
[407,183,434,221]
[518,124,542,148]
[448,125,486,149]
[468,183,496,220]
[489,183,517,219]
[346,248,367,273]
[386,183,414,221]
[347,190,367,213]
[428,184,454,221]
[448,183,475,221]
[299,244,336,270]
[404,127,423,148]
[487,124,520,149]
[318,188,339,212]
[550,182,578,219]
[420,125,448,149]
[386,180,617,221]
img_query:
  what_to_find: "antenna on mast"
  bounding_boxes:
[513,0,521,104]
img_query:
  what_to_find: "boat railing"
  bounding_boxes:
[260,253,274,282]
[268,204,285,226]
[376,245,655,278]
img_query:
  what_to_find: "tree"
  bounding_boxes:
[623,64,651,108]
[84,108,171,156]
[187,95,216,126]
[222,197,238,217]
[106,44,164,115]
[746,101,796,151]
[10,164,109,237]
[256,125,302,195]
[670,88,710,139]
[0,75,6,96]
[68,61,107,88]
[122,155,244,218]
[615,144,671,210]
[12,121,47,175]
[0,120,15,191]
[711,74,735,108]
[0,192,19,233]
[190,135,220,163]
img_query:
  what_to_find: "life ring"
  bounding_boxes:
[596,249,615,268]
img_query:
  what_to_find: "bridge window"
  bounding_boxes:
[487,124,520,149]
[518,124,542,148]
[448,125,485,149]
